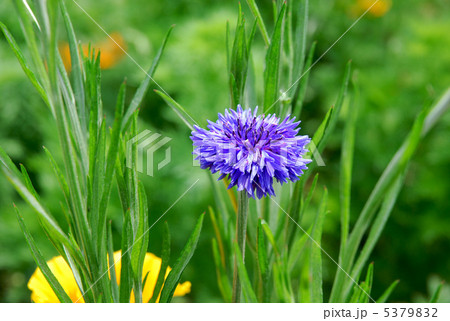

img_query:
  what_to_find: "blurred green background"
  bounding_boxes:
[0,0,449,302]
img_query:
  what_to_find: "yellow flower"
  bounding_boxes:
[59,32,126,72]
[351,0,392,18]
[28,251,191,303]
[28,255,84,303]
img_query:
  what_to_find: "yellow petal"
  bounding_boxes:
[174,281,192,297]
[29,251,190,303]
[28,256,84,303]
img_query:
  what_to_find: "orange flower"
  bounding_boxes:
[28,251,191,303]
[60,32,126,72]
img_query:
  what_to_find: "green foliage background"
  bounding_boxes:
[0,0,449,302]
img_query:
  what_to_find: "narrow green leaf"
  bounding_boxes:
[256,219,268,277]
[287,225,312,272]
[261,219,279,257]
[256,219,270,302]
[62,245,87,302]
[10,0,53,115]
[331,104,427,303]
[422,88,450,135]
[349,109,426,258]
[120,118,135,305]
[290,0,309,112]
[245,51,257,108]
[207,173,230,226]
[233,242,258,303]
[300,106,333,174]
[15,206,72,303]
[312,107,333,149]
[297,254,311,302]
[0,145,22,178]
[119,209,133,303]
[90,120,106,246]
[348,174,404,299]
[212,238,232,302]
[130,180,148,303]
[318,61,352,152]
[97,82,126,250]
[263,4,286,112]
[115,141,129,214]
[285,1,294,82]
[1,147,81,263]
[271,263,283,301]
[247,19,258,59]
[159,214,204,303]
[20,164,39,200]
[300,173,319,221]
[292,41,316,117]
[286,171,319,248]
[60,0,86,134]
[310,187,327,303]
[86,50,102,182]
[122,25,174,130]
[56,55,89,174]
[377,280,400,303]
[297,62,351,189]
[430,282,444,303]
[107,221,119,303]
[0,22,49,108]
[43,146,70,202]
[154,89,196,130]
[349,283,362,303]
[209,206,226,267]
[339,79,359,255]
[246,0,270,47]
[225,20,231,72]
[53,71,92,266]
[150,222,171,303]
[358,263,373,303]
[229,4,248,107]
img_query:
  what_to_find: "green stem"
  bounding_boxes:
[232,191,249,303]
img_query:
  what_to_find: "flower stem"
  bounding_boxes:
[232,191,249,303]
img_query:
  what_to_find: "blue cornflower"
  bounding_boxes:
[191,105,311,199]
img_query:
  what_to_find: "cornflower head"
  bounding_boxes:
[191,105,311,199]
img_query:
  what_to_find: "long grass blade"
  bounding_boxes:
[233,242,258,302]
[122,25,174,130]
[310,187,327,303]
[107,221,119,303]
[60,0,86,133]
[154,90,196,130]
[331,105,427,302]
[15,206,72,303]
[256,219,270,302]
[292,41,316,117]
[150,222,171,303]
[0,22,49,107]
[430,282,444,303]
[377,280,400,303]
[246,0,270,47]
[263,4,286,112]
[339,79,359,256]
[159,214,204,303]
[212,238,232,302]
[229,4,248,107]
[358,263,373,303]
